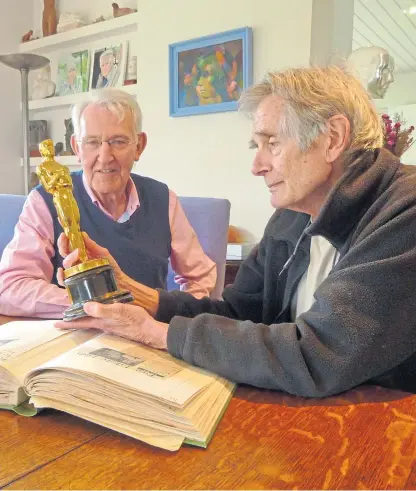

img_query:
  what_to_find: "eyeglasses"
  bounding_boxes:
[77,137,137,153]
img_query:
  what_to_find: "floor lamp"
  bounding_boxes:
[0,53,50,195]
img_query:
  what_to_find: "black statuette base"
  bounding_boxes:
[63,264,133,321]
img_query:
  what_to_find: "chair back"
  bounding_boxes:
[167,197,231,299]
[0,194,26,258]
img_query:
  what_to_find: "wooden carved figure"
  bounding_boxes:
[43,0,57,37]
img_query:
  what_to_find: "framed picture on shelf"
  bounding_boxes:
[56,50,90,96]
[90,42,128,90]
[169,27,252,117]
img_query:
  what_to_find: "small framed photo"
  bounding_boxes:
[56,50,90,96]
[169,27,252,117]
[90,42,128,90]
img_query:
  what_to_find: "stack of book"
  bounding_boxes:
[226,242,255,260]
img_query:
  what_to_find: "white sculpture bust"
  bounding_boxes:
[32,65,56,100]
[347,46,395,99]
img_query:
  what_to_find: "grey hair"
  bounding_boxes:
[66,58,76,71]
[71,88,143,136]
[239,65,383,152]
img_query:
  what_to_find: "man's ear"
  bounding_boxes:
[135,132,147,161]
[326,114,350,163]
[71,134,81,162]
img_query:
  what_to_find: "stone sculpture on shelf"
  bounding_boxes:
[42,0,57,37]
[63,118,75,156]
[55,141,64,156]
[112,3,137,17]
[31,65,56,100]
[29,172,39,191]
[57,12,87,33]
[29,120,48,157]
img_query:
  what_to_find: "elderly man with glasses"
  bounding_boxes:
[0,88,216,318]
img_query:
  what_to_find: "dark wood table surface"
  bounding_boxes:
[1,315,416,490]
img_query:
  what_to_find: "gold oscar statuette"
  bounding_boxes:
[36,139,133,320]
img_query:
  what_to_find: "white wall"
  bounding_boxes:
[0,0,34,194]
[377,72,416,108]
[133,0,313,241]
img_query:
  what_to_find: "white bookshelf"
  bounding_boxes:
[29,83,137,111]
[19,13,138,54]
[23,9,139,154]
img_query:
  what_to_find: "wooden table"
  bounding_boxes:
[1,316,416,490]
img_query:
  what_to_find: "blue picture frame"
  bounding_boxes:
[169,27,253,117]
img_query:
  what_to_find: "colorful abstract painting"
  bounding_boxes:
[169,28,252,117]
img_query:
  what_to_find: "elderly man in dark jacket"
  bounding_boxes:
[57,66,416,397]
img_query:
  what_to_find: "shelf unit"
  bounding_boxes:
[29,83,137,111]
[19,13,139,54]
[20,10,139,170]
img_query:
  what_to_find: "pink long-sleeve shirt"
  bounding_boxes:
[0,176,216,318]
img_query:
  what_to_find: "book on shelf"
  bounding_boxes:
[226,242,256,260]
[0,320,235,451]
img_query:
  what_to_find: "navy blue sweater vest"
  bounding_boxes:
[36,171,171,289]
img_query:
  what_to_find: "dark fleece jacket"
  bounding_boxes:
[157,149,416,397]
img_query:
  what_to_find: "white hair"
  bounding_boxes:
[71,88,143,136]
[66,58,76,71]
[100,49,115,62]
[239,65,383,152]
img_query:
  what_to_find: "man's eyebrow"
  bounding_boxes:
[254,131,277,138]
[109,134,131,139]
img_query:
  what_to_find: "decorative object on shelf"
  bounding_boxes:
[112,3,137,18]
[29,171,39,191]
[124,55,137,85]
[347,47,395,100]
[169,27,253,117]
[93,15,106,24]
[42,0,57,37]
[29,120,48,157]
[55,141,64,156]
[63,118,75,156]
[31,64,56,100]
[0,53,50,194]
[57,11,88,33]
[36,138,133,320]
[90,42,127,89]
[56,50,90,96]
[21,30,34,43]
[228,225,244,243]
[382,113,414,158]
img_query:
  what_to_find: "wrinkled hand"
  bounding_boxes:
[55,302,168,350]
[56,232,127,289]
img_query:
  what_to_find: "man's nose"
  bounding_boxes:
[251,150,271,176]
[98,141,114,160]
